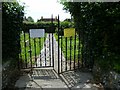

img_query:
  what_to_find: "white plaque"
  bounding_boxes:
[30,29,45,38]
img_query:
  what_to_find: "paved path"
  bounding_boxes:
[15,68,68,89]
[15,34,97,90]
[34,33,67,73]
[15,68,96,90]
[35,34,54,67]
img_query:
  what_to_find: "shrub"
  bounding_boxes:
[2,2,24,61]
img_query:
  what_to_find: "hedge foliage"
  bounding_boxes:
[23,20,74,34]
[23,22,56,33]
[2,2,24,61]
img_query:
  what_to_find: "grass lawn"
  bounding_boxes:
[20,32,46,63]
[54,33,82,61]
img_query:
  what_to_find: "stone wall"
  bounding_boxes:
[92,65,120,89]
[2,60,20,89]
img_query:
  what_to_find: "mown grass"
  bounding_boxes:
[20,32,46,63]
[54,33,82,61]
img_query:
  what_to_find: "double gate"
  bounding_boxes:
[19,15,86,74]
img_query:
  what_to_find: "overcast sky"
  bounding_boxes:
[19,0,71,22]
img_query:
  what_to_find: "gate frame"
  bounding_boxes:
[19,15,56,70]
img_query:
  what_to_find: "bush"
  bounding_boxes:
[2,2,24,61]
[60,21,74,28]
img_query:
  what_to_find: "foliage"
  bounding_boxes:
[27,16,34,22]
[23,22,56,33]
[2,2,24,61]
[60,21,74,28]
[56,21,74,36]
[60,2,120,73]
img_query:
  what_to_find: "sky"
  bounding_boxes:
[19,0,71,22]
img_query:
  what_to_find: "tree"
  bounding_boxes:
[60,1,120,73]
[26,16,34,22]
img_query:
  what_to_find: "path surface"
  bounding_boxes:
[35,34,54,67]
[15,34,97,89]
[15,68,68,89]
[34,34,67,73]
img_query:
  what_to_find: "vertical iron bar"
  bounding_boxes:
[39,37,41,66]
[81,42,83,67]
[49,33,51,66]
[58,15,60,74]
[74,31,76,70]
[17,31,20,69]
[29,32,32,68]
[18,54,20,69]
[34,38,37,67]
[78,33,81,68]
[90,30,94,69]
[86,34,88,68]
[70,37,72,70]
[91,41,94,69]
[20,31,23,69]
[23,31,27,68]
[52,33,54,67]
[81,31,84,67]
[61,26,63,72]
[18,31,21,69]
[44,35,46,66]
[87,35,90,68]
[51,14,54,67]
[84,35,86,68]
[65,37,67,71]
[19,52,22,69]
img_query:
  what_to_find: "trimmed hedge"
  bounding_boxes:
[23,22,56,33]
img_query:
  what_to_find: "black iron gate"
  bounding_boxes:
[19,15,93,73]
[19,16,55,69]
[57,15,93,74]
[19,32,55,69]
[57,15,82,74]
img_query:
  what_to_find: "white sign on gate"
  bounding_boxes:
[29,29,45,38]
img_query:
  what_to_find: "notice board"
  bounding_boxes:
[29,29,45,38]
[64,28,75,37]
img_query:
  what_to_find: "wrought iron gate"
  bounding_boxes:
[19,16,55,69]
[57,15,82,74]
[57,15,93,74]
[19,31,55,69]
[19,15,93,73]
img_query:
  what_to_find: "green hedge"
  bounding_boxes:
[60,21,74,28]
[23,22,56,33]
[2,2,24,61]
[23,21,74,34]
[61,2,120,73]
